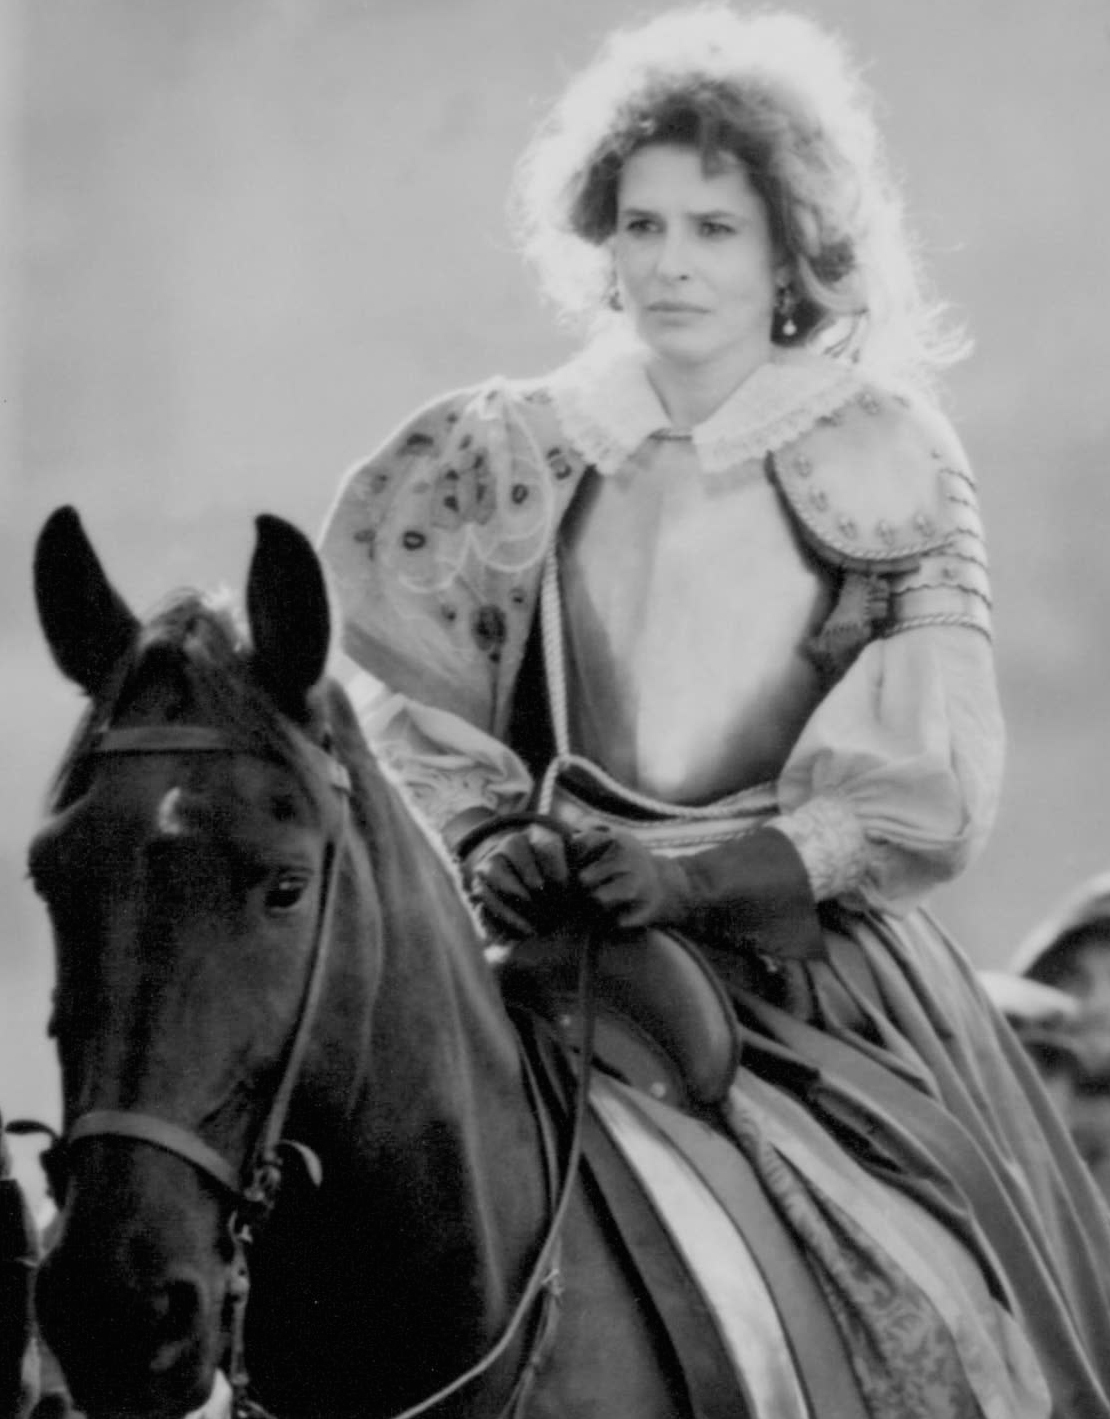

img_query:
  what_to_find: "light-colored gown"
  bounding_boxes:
[319,335,1110,1417]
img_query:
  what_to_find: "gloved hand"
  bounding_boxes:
[464,823,575,940]
[572,825,693,932]
[573,823,825,961]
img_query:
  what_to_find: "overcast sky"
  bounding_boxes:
[3,0,1109,1209]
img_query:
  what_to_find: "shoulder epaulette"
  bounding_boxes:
[769,383,957,574]
[770,381,991,639]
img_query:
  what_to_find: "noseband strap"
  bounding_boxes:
[67,1111,241,1195]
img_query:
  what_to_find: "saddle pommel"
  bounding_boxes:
[501,926,742,1111]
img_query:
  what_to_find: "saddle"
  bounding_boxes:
[498,925,741,1111]
[514,1013,865,1419]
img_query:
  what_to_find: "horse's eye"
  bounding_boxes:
[265,871,310,914]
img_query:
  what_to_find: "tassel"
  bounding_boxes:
[807,572,890,683]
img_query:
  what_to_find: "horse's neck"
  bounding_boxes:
[319,765,549,1399]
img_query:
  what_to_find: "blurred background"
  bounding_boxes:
[2,0,1109,1212]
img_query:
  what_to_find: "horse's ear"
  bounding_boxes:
[246,514,331,721]
[33,506,140,695]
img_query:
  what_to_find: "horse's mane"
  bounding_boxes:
[320,669,477,924]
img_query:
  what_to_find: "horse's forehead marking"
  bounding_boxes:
[156,786,188,838]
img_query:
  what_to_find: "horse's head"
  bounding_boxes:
[29,508,373,1417]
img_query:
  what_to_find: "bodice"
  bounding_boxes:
[558,437,834,805]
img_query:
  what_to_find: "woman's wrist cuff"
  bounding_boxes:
[767,797,869,901]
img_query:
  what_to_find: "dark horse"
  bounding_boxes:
[28,507,873,1419]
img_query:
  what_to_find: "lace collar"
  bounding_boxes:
[547,334,861,477]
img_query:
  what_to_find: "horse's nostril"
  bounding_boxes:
[147,1272,206,1371]
[152,1275,201,1328]
[41,1250,208,1359]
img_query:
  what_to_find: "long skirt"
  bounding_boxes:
[710,904,1110,1418]
[537,771,1110,1414]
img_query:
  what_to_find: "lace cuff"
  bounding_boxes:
[767,796,870,902]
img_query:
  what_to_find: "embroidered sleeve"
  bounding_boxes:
[774,625,1004,913]
[319,379,594,845]
[318,379,577,737]
[885,461,993,641]
[318,381,589,843]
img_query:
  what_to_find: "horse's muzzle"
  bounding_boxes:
[36,1231,223,1418]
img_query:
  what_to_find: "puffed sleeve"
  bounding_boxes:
[769,623,1004,913]
[766,385,1002,913]
[319,378,583,845]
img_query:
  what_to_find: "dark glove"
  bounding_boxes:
[573,824,825,961]
[572,825,693,932]
[464,823,575,940]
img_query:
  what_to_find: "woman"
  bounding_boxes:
[320,8,1110,1414]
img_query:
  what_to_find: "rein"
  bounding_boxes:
[28,731,599,1419]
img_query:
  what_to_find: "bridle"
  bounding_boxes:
[30,722,348,1417]
[20,725,597,1419]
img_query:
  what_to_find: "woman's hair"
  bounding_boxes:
[511,5,968,388]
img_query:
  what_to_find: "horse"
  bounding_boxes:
[33,505,821,1419]
[29,504,1051,1419]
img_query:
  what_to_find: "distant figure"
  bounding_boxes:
[992,874,1110,1202]
[977,971,1082,1115]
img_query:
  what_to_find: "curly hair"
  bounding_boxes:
[511,5,967,387]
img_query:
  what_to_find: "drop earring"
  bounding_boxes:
[776,283,798,338]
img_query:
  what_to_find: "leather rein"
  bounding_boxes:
[26,727,596,1419]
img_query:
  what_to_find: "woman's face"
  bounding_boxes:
[612,142,781,371]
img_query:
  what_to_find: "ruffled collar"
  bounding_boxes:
[547,334,861,477]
